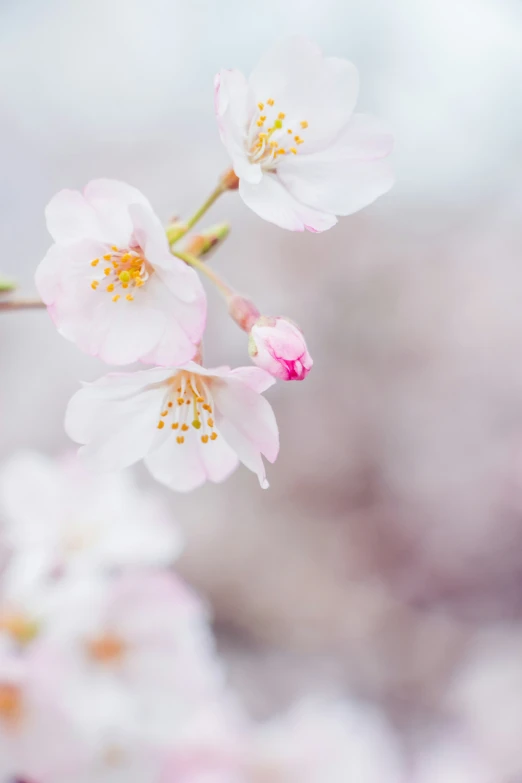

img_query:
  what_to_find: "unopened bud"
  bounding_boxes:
[185,223,230,258]
[220,168,240,191]
[227,294,260,332]
[249,316,313,381]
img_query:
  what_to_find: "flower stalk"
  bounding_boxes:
[173,250,233,297]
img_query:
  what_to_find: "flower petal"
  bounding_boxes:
[145,430,238,492]
[278,113,394,216]
[138,275,205,367]
[65,381,165,472]
[249,37,359,151]
[129,204,206,305]
[45,189,103,244]
[212,377,279,487]
[239,174,337,232]
[228,366,276,393]
[84,179,153,247]
[95,303,167,365]
[214,69,251,173]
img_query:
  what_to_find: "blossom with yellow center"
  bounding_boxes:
[215,36,394,232]
[66,361,279,492]
[35,178,207,366]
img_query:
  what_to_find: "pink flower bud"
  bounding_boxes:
[249,317,313,381]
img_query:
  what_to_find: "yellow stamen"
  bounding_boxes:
[207,417,214,427]
[161,410,168,417]
[300,120,308,129]
[168,401,173,407]
[157,420,164,429]
[171,422,178,429]
[287,128,293,134]
[203,404,212,412]
[290,147,297,154]
[103,254,112,261]
[91,280,99,290]
[104,268,111,276]
[181,423,189,431]
[278,112,285,120]
[267,98,275,106]
[258,102,264,110]
[176,436,184,444]
[91,258,99,267]
[256,120,264,127]
[106,284,114,293]
[210,432,218,440]
[87,634,125,664]
[0,684,22,726]
[112,294,120,302]
[201,434,209,444]
[126,294,134,301]
[122,283,129,290]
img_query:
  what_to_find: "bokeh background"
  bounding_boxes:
[2,0,522,777]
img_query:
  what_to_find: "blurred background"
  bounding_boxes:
[2,0,522,777]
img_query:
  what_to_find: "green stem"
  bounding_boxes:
[167,182,226,245]
[174,250,232,298]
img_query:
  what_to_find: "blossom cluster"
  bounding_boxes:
[31,36,393,493]
[0,451,403,783]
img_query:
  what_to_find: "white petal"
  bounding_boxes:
[95,302,167,366]
[212,378,279,487]
[129,204,206,305]
[84,179,152,247]
[214,69,251,164]
[138,275,205,367]
[145,433,206,492]
[35,243,69,304]
[214,379,279,462]
[214,416,269,488]
[278,113,394,215]
[249,37,359,150]
[228,366,276,393]
[45,189,103,244]
[87,367,175,392]
[65,382,165,472]
[239,173,337,232]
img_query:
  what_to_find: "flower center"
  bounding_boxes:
[0,612,39,646]
[247,97,309,170]
[0,683,22,728]
[156,371,218,446]
[87,633,126,664]
[89,245,152,303]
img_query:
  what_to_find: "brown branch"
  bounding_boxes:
[0,298,45,312]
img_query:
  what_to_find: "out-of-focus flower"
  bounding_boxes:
[49,572,225,752]
[249,317,313,381]
[0,637,83,783]
[35,179,206,366]
[215,37,393,232]
[246,699,403,783]
[65,362,279,491]
[0,451,181,575]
